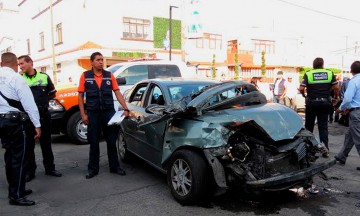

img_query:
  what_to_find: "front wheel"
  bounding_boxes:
[66,111,88,144]
[167,149,211,205]
[116,129,132,163]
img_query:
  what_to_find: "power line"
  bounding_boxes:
[276,0,360,25]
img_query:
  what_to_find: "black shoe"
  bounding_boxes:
[45,170,62,177]
[110,168,126,176]
[85,172,98,179]
[356,167,360,171]
[25,174,35,182]
[334,156,345,165]
[9,197,35,206]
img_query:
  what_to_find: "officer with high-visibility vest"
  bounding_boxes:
[18,55,62,182]
[299,57,339,157]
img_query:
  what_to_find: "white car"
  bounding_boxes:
[106,60,197,110]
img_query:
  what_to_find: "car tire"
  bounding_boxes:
[116,129,132,163]
[66,111,88,144]
[167,149,211,205]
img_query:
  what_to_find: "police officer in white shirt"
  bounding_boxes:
[0,52,41,206]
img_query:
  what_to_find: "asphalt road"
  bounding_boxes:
[1,120,360,216]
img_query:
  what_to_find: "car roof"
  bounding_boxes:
[108,60,185,67]
[138,78,219,86]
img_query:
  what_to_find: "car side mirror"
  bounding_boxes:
[117,77,126,85]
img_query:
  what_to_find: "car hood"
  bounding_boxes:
[144,81,302,141]
[200,103,303,141]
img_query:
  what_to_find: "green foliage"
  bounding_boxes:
[234,53,239,80]
[153,17,181,49]
[261,51,266,76]
[113,52,149,58]
[212,54,216,79]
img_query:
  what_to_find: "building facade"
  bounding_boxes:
[3,0,226,85]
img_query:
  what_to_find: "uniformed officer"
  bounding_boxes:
[0,52,40,206]
[299,57,339,157]
[78,52,130,179]
[18,55,62,181]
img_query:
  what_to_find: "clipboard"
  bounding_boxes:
[108,111,125,126]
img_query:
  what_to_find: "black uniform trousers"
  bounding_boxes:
[87,109,120,173]
[24,110,55,175]
[305,99,332,149]
[0,115,27,199]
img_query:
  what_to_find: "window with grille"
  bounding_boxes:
[123,17,150,40]
[40,66,46,73]
[26,39,30,55]
[195,33,222,49]
[252,39,275,54]
[39,32,44,51]
[56,63,61,73]
[56,23,63,44]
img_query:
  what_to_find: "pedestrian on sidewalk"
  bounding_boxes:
[299,57,339,157]
[334,61,360,168]
[284,76,298,111]
[273,71,287,104]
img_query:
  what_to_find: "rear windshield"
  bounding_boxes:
[148,65,181,79]
[115,64,182,85]
[107,65,123,73]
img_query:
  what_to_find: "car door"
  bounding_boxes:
[135,83,168,167]
[122,82,167,167]
[121,83,149,155]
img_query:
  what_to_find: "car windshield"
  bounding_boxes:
[106,64,123,73]
[168,83,212,102]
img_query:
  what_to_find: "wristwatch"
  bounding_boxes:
[123,109,130,112]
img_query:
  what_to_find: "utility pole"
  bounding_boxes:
[169,5,178,61]
[50,0,57,85]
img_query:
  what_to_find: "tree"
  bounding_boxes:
[261,50,266,76]
[234,53,239,80]
[212,54,217,79]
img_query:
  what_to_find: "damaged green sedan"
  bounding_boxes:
[117,79,335,205]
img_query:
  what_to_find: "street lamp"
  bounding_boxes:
[50,0,57,85]
[169,5,178,61]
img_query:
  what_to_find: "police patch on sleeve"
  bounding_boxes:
[313,72,328,81]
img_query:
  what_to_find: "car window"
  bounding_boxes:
[168,84,208,101]
[148,85,165,106]
[148,65,181,79]
[107,64,123,73]
[129,85,147,106]
[118,65,148,85]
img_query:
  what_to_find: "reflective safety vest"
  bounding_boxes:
[84,70,114,111]
[22,72,50,108]
[306,69,333,84]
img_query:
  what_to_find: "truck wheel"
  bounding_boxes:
[67,111,88,144]
[167,149,211,205]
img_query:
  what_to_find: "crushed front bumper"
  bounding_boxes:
[246,159,336,189]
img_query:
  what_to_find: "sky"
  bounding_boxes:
[1,0,360,67]
[176,0,360,67]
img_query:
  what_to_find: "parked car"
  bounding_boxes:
[49,60,194,144]
[117,78,335,204]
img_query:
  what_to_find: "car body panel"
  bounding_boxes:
[120,79,334,199]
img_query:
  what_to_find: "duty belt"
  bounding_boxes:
[0,112,29,121]
[310,97,330,102]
